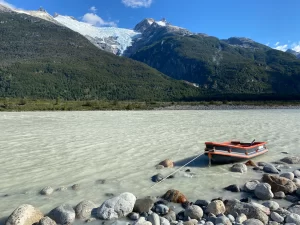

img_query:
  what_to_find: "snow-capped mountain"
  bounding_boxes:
[15,7,60,24]
[286,49,300,59]
[53,15,141,55]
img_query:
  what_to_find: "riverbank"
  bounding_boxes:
[3,156,300,225]
[1,98,300,111]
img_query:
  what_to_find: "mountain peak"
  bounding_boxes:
[0,3,13,12]
[134,18,155,32]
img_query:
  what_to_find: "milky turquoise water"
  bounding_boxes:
[0,110,299,219]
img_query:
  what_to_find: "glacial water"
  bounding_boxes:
[0,110,300,220]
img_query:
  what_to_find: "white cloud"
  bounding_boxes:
[90,6,97,12]
[82,13,117,27]
[266,42,270,46]
[0,0,15,9]
[292,42,300,52]
[122,0,153,8]
[274,44,288,52]
[275,42,280,46]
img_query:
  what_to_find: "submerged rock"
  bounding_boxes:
[162,189,187,203]
[230,163,247,173]
[6,204,44,225]
[159,159,174,168]
[263,164,279,174]
[280,156,300,164]
[224,184,240,192]
[40,187,54,196]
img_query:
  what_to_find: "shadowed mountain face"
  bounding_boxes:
[130,33,300,97]
[287,49,300,59]
[0,11,199,101]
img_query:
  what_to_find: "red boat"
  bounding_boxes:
[204,140,268,164]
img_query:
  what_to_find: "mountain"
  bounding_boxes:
[286,49,300,59]
[0,9,199,101]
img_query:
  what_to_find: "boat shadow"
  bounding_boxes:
[174,154,211,168]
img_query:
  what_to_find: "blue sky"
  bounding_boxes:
[1,0,300,52]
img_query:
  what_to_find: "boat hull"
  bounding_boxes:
[205,151,268,164]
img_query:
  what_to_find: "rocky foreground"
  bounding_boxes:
[5,156,300,225]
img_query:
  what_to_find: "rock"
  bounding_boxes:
[262,201,279,211]
[263,164,279,174]
[134,217,152,225]
[134,198,155,213]
[74,200,96,220]
[262,174,297,194]
[281,156,300,164]
[159,159,174,168]
[258,162,267,167]
[280,172,295,180]
[160,217,170,225]
[184,205,203,220]
[95,179,106,184]
[216,215,232,225]
[128,212,140,220]
[231,163,247,173]
[71,184,80,190]
[288,205,300,215]
[250,202,270,215]
[244,180,260,192]
[156,165,165,170]
[296,188,300,197]
[85,218,96,223]
[225,199,269,224]
[254,183,274,200]
[96,192,136,220]
[195,199,210,207]
[56,186,67,192]
[38,217,56,225]
[183,220,197,225]
[40,187,54,196]
[286,213,300,225]
[286,195,299,203]
[206,200,225,215]
[245,160,258,167]
[148,213,160,225]
[270,212,284,223]
[162,189,187,203]
[236,213,247,223]
[294,170,300,178]
[204,222,214,225]
[49,204,75,225]
[155,204,169,215]
[163,210,176,222]
[152,174,164,183]
[242,219,264,225]
[274,191,285,199]
[295,179,300,188]
[224,184,240,192]
[6,204,44,225]
[207,214,217,224]
[227,214,235,223]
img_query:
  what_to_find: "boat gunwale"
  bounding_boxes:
[205,148,269,159]
[205,141,267,150]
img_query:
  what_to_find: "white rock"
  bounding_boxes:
[6,204,44,225]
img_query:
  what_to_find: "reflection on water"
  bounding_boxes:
[0,110,300,219]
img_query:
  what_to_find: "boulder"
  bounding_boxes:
[261,201,279,211]
[270,212,284,223]
[40,187,54,196]
[184,205,203,220]
[154,204,169,215]
[225,199,269,224]
[159,159,174,168]
[280,172,295,180]
[133,217,152,225]
[280,156,300,164]
[134,198,155,213]
[227,214,235,223]
[244,180,260,192]
[231,163,247,173]
[286,213,300,225]
[294,170,300,178]
[49,204,75,225]
[236,213,247,223]
[250,202,270,215]
[96,192,136,220]
[242,218,264,225]
[160,217,170,225]
[288,205,300,215]
[254,183,274,200]
[263,164,279,174]
[295,178,300,188]
[215,215,231,225]
[163,210,176,222]
[38,217,56,225]
[74,200,97,220]
[6,204,44,225]
[274,191,285,199]
[128,212,140,220]
[71,184,80,190]
[148,213,160,225]
[194,199,210,207]
[162,189,187,203]
[262,174,297,194]
[206,200,225,215]
[286,195,299,202]
[224,184,240,192]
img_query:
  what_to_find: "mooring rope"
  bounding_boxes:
[150,152,206,189]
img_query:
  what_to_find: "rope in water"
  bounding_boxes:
[150,152,206,189]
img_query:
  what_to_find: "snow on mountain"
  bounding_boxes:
[54,15,141,55]
[15,7,60,24]
[0,3,13,12]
